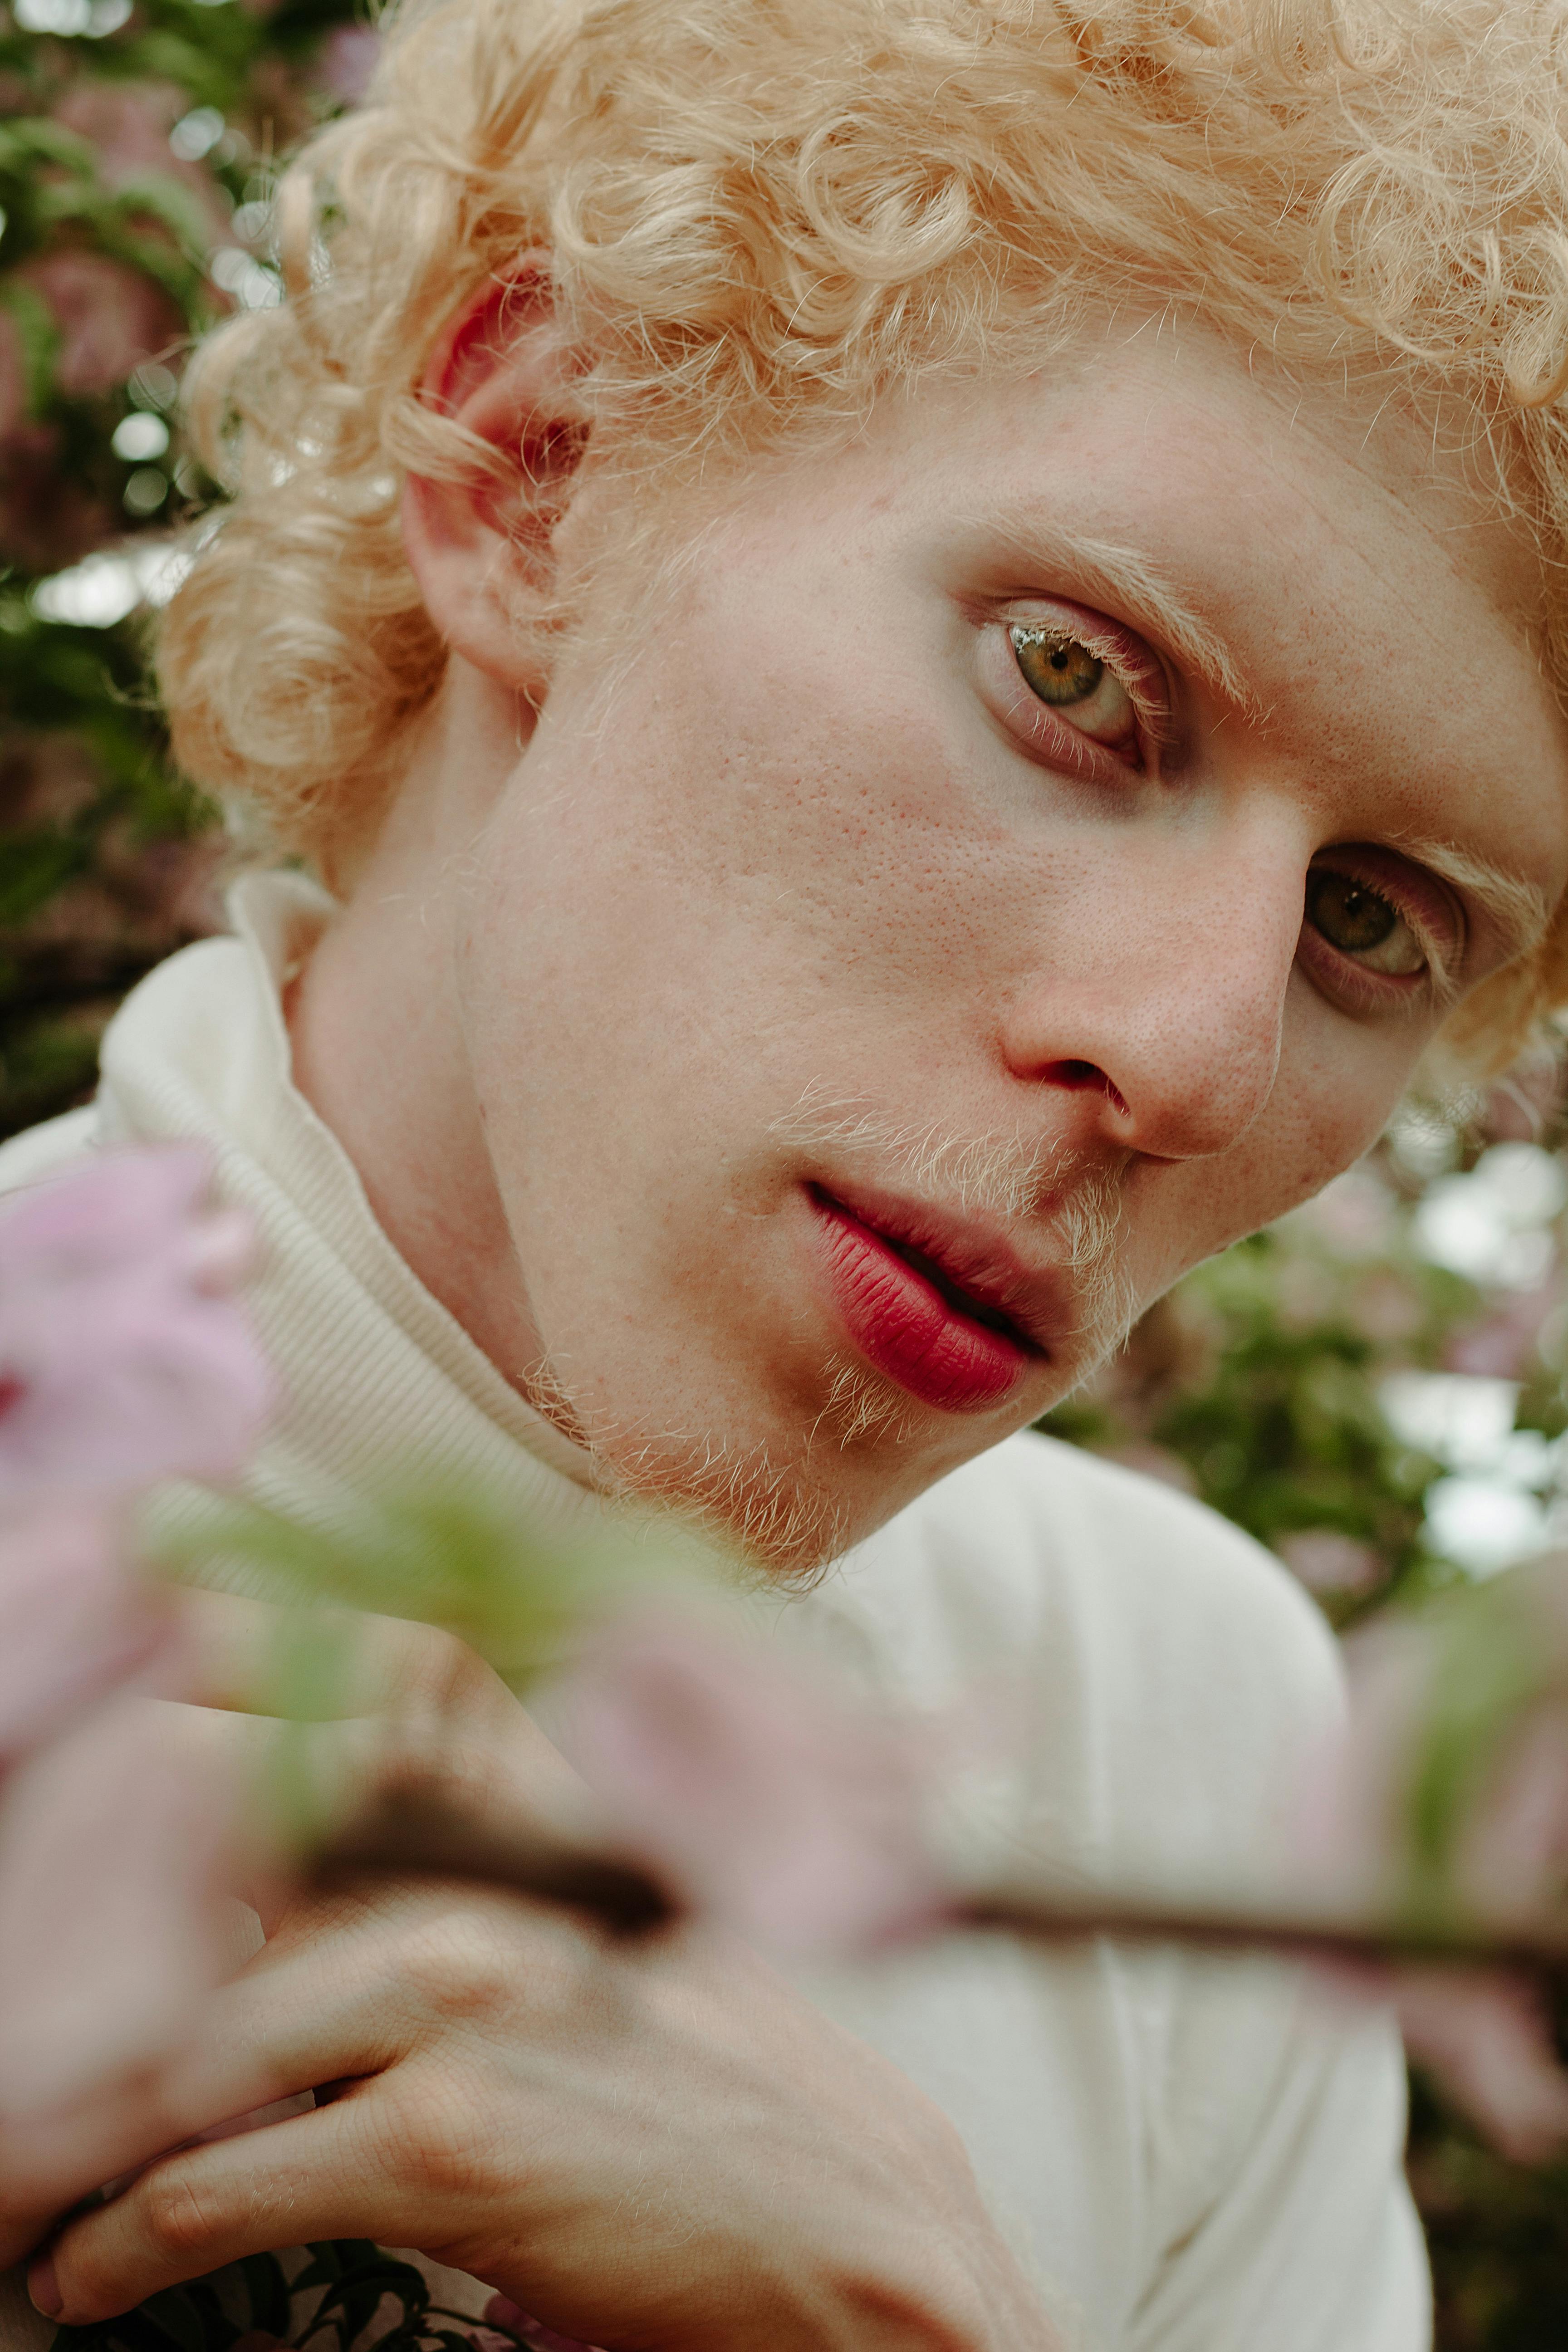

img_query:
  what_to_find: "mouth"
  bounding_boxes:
[806,1182,1053,1416]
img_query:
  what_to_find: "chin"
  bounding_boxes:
[521,1289,1122,1579]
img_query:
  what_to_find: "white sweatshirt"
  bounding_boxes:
[0,873,1430,2352]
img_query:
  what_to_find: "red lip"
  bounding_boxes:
[808,1184,1049,1416]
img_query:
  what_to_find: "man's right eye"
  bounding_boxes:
[1009,627,1136,748]
[974,598,1167,786]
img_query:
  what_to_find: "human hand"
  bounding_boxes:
[15,1596,1058,2352]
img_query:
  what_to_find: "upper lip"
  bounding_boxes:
[808,1178,1074,1357]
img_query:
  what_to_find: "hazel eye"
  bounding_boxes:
[1009,625,1135,746]
[1305,867,1427,977]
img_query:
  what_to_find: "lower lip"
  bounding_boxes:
[810,1192,1037,1415]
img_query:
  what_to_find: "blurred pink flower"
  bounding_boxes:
[555,1610,947,1956]
[480,2294,603,2352]
[316,25,382,103]
[1275,1529,1383,1597]
[1291,1167,1397,1257]
[56,80,177,183]
[0,419,113,573]
[1445,1275,1564,1379]
[1102,1442,1196,1495]
[0,311,23,441]
[0,1147,272,1502]
[0,1498,166,1760]
[0,1694,241,2122]
[1305,1584,1568,2159]
[1344,1268,1423,1347]
[16,252,182,400]
[53,82,232,244]
[1395,1971,1568,2165]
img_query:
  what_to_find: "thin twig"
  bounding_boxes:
[313,1791,1568,1974]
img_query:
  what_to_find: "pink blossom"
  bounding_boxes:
[1290,1166,1397,1257]
[0,310,23,441]
[1101,1442,1196,1495]
[0,1147,272,1502]
[54,81,181,186]
[1395,1972,1568,2165]
[316,26,382,103]
[0,1498,166,1760]
[1275,1529,1383,1597]
[1444,1274,1563,1379]
[15,253,182,400]
[0,1153,272,2143]
[1303,1582,1568,2157]
[52,83,234,248]
[0,419,113,574]
[480,2295,603,2352]
[0,1694,242,2122]
[554,1609,947,1957]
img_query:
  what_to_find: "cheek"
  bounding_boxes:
[544,612,1000,1023]
[1141,1012,1425,1283]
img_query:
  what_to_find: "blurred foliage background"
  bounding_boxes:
[3,0,1568,2337]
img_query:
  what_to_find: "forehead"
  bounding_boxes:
[744,322,1568,910]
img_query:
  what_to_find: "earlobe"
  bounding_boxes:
[399,261,590,693]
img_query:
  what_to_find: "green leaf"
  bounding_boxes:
[149,1478,718,1688]
[0,119,97,177]
[0,830,90,926]
[0,279,60,416]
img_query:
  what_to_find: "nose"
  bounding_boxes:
[996,838,1303,1163]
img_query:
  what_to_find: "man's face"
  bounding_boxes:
[446,325,1568,1566]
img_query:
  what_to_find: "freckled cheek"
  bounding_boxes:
[647,643,975,948]
[1124,1031,1410,1287]
[1173,1076,1399,1260]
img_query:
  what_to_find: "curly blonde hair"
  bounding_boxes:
[160,0,1568,1073]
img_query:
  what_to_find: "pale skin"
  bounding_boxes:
[13,290,1568,2343]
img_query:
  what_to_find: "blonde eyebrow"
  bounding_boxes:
[982,518,1557,958]
[1392,837,1554,963]
[986,519,1261,719]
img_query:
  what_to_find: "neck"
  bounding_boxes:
[285,678,544,1391]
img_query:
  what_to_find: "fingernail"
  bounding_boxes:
[28,2258,61,2318]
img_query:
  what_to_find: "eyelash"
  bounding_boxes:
[981,599,1171,783]
[978,603,1469,1015]
[1299,857,1466,1011]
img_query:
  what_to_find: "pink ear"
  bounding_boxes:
[420,260,554,416]
[399,256,591,685]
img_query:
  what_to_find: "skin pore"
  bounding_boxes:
[288,306,1568,1573]
[19,309,1568,2352]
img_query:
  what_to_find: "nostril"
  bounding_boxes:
[1044,1059,1130,1118]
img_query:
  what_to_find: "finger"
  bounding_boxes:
[152,1875,443,2136]
[0,2062,187,2271]
[33,2100,402,2325]
[152,1865,578,2132]
[3,1873,431,2254]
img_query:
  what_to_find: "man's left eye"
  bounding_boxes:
[1305,867,1427,976]
[1009,626,1135,746]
